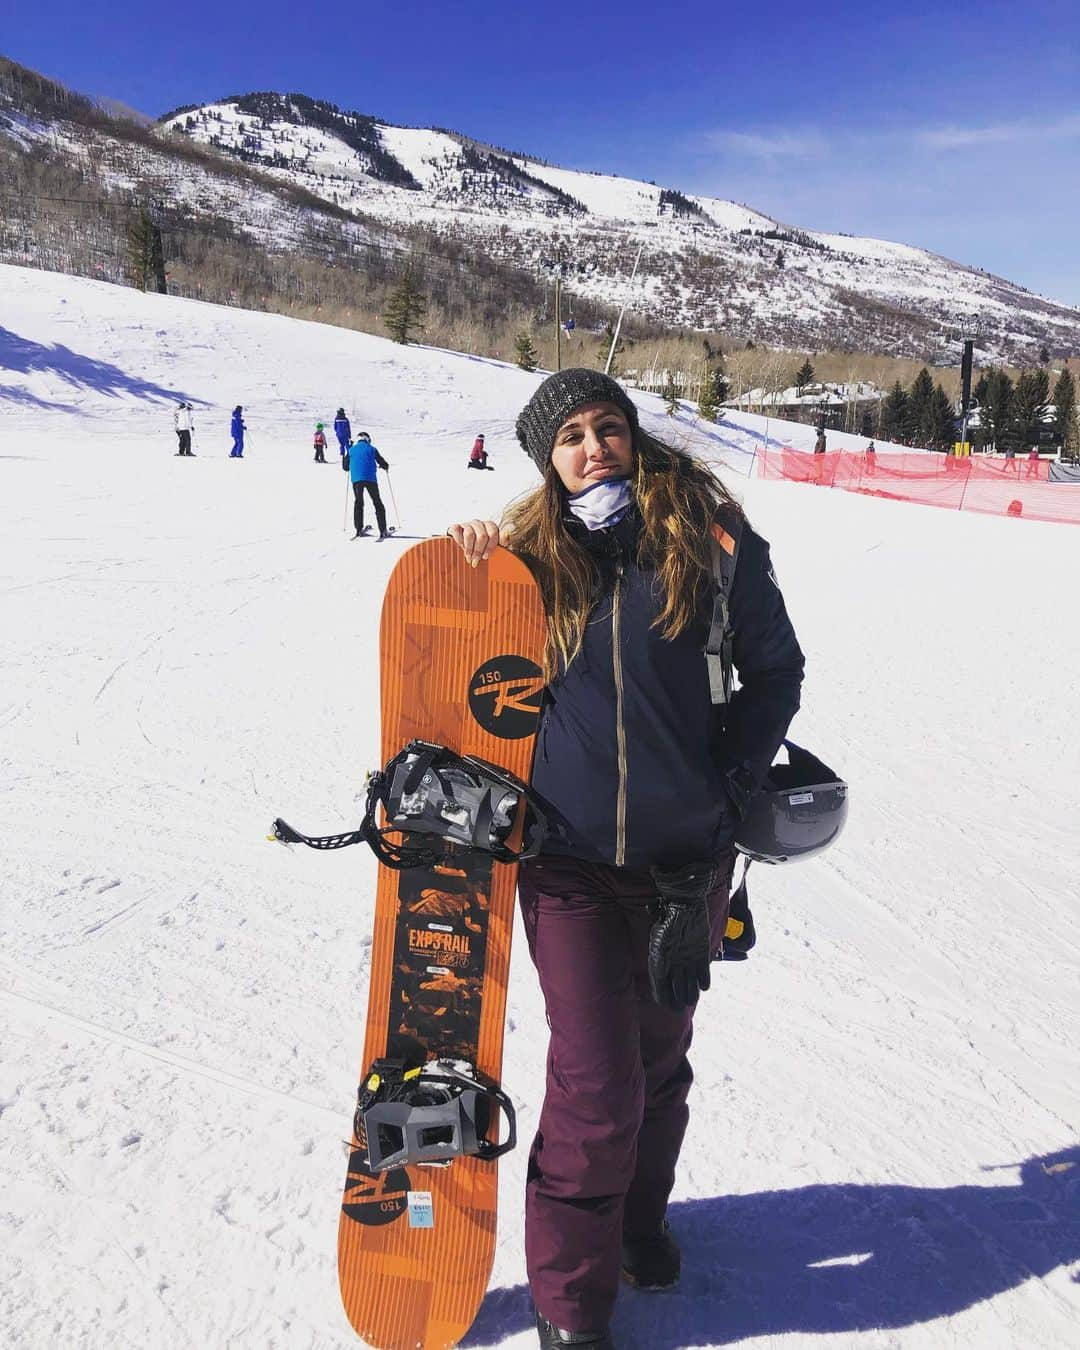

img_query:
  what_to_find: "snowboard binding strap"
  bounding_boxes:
[273,740,546,870]
[356,1057,517,1171]
[361,740,546,870]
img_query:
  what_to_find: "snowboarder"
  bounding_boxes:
[334,408,352,459]
[314,423,328,463]
[447,368,805,1350]
[230,406,246,458]
[349,432,390,539]
[174,401,194,456]
[468,433,492,470]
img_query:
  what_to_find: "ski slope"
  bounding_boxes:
[1,265,1077,1350]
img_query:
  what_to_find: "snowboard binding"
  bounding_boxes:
[271,739,546,870]
[356,1056,517,1171]
[359,740,546,870]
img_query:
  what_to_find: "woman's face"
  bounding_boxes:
[549,402,634,495]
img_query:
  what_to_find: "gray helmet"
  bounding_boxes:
[734,741,848,864]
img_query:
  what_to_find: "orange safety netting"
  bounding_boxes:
[756,450,1080,525]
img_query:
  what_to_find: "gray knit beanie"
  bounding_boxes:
[515,368,640,474]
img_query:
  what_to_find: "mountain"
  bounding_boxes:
[3,53,1079,365]
[159,91,1080,363]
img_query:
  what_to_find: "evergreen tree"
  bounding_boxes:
[794,358,815,393]
[1012,368,1051,450]
[383,265,427,345]
[927,384,957,450]
[126,204,166,293]
[1053,367,1078,458]
[663,373,680,416]
[697,365,728,422]
[1039,344,1051,365]
[880,380,908,442]
[906,367,935,444]
[981,368,1015,452]
[514,331,539,372]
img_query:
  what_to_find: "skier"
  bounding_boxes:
[467,433,492,470]
[1026,445,1041,477]
[334,407,352,459]
[230,406,246,458]
[349,432,390,539]
[314,423,328,463]
[447,369,804,1349]
[174,401,194,456]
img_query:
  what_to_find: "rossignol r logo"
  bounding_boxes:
[468,655,543,739]
[341,1145,412,1227]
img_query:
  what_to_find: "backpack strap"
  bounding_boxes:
[706,508,743,705]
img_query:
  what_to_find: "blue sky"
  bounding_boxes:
[6,0,1080,303]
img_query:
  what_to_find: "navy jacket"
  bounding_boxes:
[531,508,804,869]
[334,415,352,448]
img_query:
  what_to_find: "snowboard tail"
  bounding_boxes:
[339,539,546,1349]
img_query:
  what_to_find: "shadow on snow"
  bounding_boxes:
[465,1147,1079,1347]
[0,326,190,404]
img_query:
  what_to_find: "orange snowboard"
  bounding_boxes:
[338,538,546,1349]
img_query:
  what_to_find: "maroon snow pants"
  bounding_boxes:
[517,851,735,1332]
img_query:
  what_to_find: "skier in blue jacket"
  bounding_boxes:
[229,406,246,458]
[349,432,390,538]
[334,409,352,458]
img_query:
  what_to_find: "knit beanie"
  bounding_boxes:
[515,368,640,474]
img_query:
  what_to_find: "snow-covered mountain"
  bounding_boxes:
[160,91,1080,363]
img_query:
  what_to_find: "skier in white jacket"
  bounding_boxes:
[174,403,195,456]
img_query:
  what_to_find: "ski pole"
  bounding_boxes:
[344,474,352,534]
[384,469,402,529]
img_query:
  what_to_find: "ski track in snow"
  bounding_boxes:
[0,265,1077,1349]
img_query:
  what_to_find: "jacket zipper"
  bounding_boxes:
[612,558,627,865]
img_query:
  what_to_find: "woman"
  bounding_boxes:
[449,369,804,1349]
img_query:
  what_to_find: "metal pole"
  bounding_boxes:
[604,241,644,377]
[384,469,402,529]
[555,276,562,373]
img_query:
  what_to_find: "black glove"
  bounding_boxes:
[647,861,719,1009]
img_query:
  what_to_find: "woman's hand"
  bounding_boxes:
[446,520,506,567]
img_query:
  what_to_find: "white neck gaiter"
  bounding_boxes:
[566,478,633,531]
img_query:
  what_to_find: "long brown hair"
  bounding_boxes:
[503,430,744,675]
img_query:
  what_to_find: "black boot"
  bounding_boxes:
[535,1312,616,1348]
[621,1220,680,1290]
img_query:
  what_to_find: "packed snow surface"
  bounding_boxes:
[1,265,1077,1350]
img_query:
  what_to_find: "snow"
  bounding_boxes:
[1,263,1078,1350]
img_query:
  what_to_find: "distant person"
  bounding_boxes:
[864,440,875,475]
[314,423,328,463]
[334,408,352,458]
[349,432,390,539]
[230,406,246,458]
[1026,446,1041,477]
[174,401,194,456]
[813,430,827,454]
[865,440,875,455]
[1004,443,1016,462]
[468,433,493,470]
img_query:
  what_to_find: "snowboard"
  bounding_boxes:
[338,537,546,1349]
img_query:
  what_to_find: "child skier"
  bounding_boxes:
[314,423,328,463]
